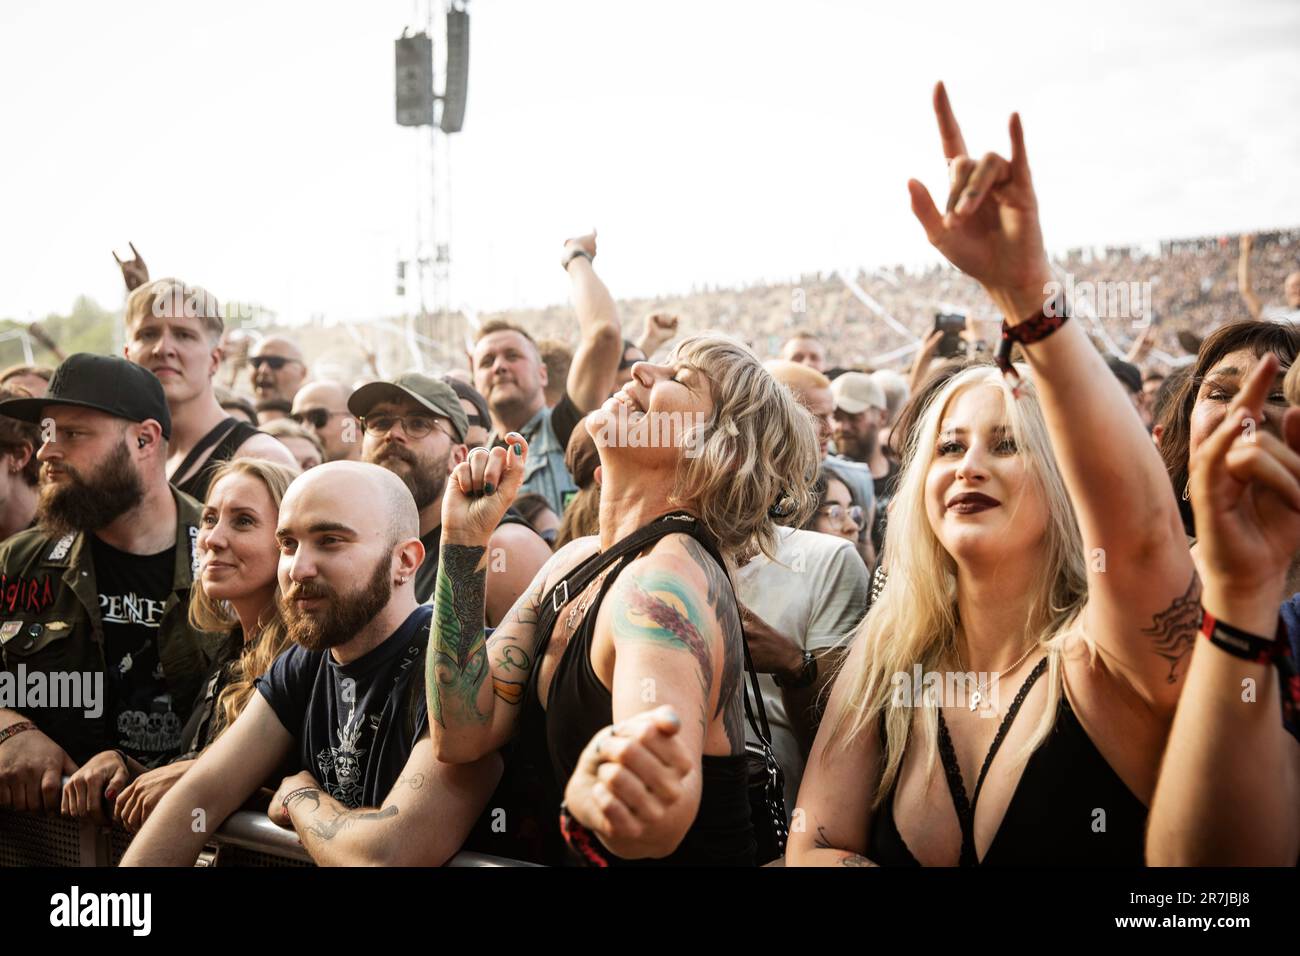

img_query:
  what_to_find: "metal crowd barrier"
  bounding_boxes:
[0,804,537,867]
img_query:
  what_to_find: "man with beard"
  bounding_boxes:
[830,371,897,558]
[0,355,225,815]
[349,373,550,623]
[121,462,501,866]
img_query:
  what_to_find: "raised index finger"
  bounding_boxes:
[934,82,968,161]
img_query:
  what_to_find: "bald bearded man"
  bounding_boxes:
[121,462,501,866]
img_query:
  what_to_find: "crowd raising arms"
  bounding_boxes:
[788,83,1197,866]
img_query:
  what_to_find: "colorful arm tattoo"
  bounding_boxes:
[426,543,489,727]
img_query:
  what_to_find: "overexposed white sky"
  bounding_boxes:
[1,0,1297,326]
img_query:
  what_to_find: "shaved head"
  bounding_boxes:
[292,380,349,409]
[283,460,418,549]
[252,336,304,362]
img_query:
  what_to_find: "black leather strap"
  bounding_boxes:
[169,417,240,487]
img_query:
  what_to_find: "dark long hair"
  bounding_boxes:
[1156,321,1300,535]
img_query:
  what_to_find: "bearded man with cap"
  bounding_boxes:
[830,371,897,559]
[0,354,226,819]
[351,373,552,624]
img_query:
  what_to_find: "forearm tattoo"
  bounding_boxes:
[304,804,399,842]
[427,543,489,727]
[1140,572,1202,684]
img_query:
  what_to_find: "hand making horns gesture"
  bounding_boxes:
[908,82,1053,320]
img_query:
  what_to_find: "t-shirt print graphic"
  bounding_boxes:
[316,708,375,807]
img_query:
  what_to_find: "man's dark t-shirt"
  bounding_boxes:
[255,605,430,808]
[415,526,443,606]
[91,535,184,764]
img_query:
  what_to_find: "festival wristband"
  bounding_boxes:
[0,720,36,747]
[1200,606,1299,731]
[281,787,321,811]
[1198,607,1282,664]
[997,294,1070,395]
[559,801,611,868]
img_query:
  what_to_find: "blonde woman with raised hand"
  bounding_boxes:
[787,84,1196,866]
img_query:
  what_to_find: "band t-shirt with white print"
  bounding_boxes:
[90,534,184,765]
[255,604,430,809]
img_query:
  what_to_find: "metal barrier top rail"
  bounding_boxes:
[0,804,538,867]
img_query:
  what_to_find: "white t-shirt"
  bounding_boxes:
[733,525,870,814]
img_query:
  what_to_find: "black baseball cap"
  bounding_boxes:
[0,353,172,439]
[348,373,469,443]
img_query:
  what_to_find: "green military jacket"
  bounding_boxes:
[0,488,229,766]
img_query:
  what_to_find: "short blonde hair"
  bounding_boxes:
[669,334,820,561]
[126,278,224,342]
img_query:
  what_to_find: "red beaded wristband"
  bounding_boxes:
[559,802,611,868]
[997,295,1070,396]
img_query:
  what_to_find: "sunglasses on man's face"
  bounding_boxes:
[250,355,301,371]
[290,408,341,430]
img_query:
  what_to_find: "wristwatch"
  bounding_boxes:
[774,650,818,689]
[561,247,593,272]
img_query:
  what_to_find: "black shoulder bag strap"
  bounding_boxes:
[526,511,699,706]
[528,511,787,857]
[685,529,788,859]
[169,417,241,486]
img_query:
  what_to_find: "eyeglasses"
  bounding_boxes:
[249,355,302,371]
[360,413,453,440]
[819,503,864,527]
[290,408,343,430]
[466,413,485,429]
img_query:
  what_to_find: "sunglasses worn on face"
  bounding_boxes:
[361,414,452,440]
[250,355,301,371]
[290,408,340,429]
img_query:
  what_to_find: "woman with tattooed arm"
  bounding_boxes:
[426,334,819,864]
[787,84,1197,866]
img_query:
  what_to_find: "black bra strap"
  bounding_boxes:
[936,656,1047,866]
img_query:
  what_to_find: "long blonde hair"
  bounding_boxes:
[668,334,820,561]
[189,458,298,740]
[823,365,1088,804]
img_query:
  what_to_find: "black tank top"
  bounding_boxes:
[543,528,755,866]
[174,418,262,502]
[868,658,1147,866]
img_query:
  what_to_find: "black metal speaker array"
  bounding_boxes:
[440,9,469,133]
[395,33,435,128]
